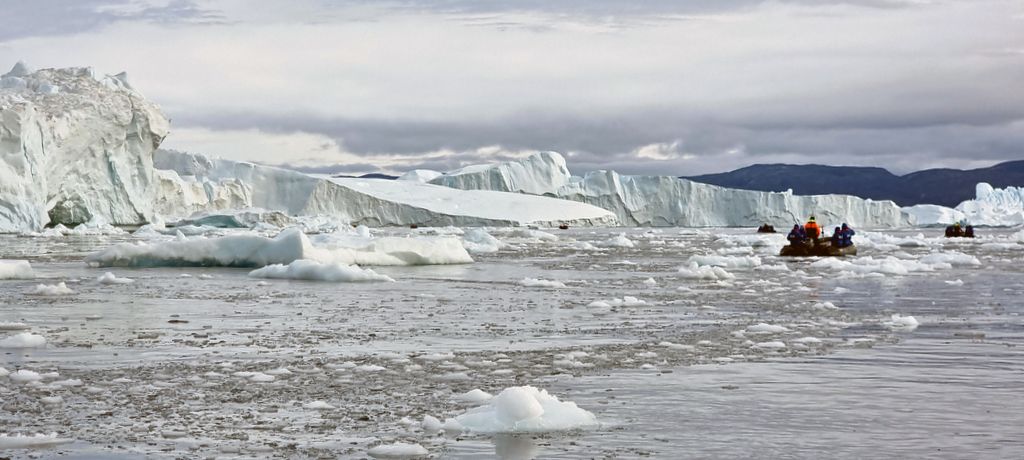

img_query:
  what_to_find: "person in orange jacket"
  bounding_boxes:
[804,215,821,240]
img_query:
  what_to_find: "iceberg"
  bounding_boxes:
[85,227,474,268]
[0,63,168,232]
[154,150,618,227]
[429,152,910,228]
[904,183,1024,227]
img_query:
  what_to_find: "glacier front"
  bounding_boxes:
[153,150,618,228]
[429,152,911,228]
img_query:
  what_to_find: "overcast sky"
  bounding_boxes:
[2,0,1022,176]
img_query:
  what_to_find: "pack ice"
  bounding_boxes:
[0,62,168,232]
[428,152,911,227]
[904,183,1024,227]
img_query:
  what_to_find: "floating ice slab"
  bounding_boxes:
[249,260,395,282]
[0,433,74,449]
[86,228,473,268]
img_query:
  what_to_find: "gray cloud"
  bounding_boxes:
[0,0,221,42]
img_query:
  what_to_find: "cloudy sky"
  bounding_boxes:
[2,0,1022,176]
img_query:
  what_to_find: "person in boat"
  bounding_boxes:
[838,223,855,247]
[831,226,842,247]
[964,225,975,238]
[787,225,806,245]
[804,215,821,240]
[952,222,963,237]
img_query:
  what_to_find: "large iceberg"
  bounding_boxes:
[428,152,910,228]
[154,150,618,228]
[0,62,168,232]
[904,183,1024,227]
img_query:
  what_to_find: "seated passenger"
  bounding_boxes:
[831,227,842,247]
[839,223,855,247]
[965,225,975,238]
[804,215,821,240]
[787,225,806,245]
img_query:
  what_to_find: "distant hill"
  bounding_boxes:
[330,173,398,180]
[686,160,1024,207]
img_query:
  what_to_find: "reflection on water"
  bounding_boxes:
[494,434,541,460]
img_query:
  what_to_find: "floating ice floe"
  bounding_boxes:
[26,282,74,296]
[753,341,787,350]
[600,233,635,248]
[462,228,504,254]
[249,259,395,283]
[367,442,429,458]
[97,272,134,284]
[303,401,336,410]
[0,332,46,348]
[8,369,43,383]
[518,278,566,289]
[587,296,647,308]
[0,260,34,279]
[885,314,920,332]
[0,433,74,449]
[85,228,473,268]
[687,255,761,269]
[747,323,790,334]
[455,386,599,433]
[677,262,735,280]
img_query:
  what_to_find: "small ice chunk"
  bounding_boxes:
[367,442,429,458]
[9,369,43,383]
[0,332,46,348]
[27,282,74,296]
[885,314,920,331]
[753,341,787,350]
[97,272,134,284]
[303,401,336,410]
[456,389,494,404]
[422,415,443,433]
[0,260,34,279]
[746,323,790,334]
[518,278,566,289]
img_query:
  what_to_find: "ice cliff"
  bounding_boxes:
[904,182,1024,227]
[428,152,911,228]
[0,62,168,232]
[154,150,618,228]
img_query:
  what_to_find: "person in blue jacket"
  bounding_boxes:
[787,224,807,245]
[839,223,855,247]
[831,227,843,247]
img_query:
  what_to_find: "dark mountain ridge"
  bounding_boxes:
[686,160,1024,207]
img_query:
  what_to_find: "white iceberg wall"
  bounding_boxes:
[0,64,169,231]
[425,152,910,228]
[954,183,1024,226]
[154,150,617,227]
[903,182,1024,227]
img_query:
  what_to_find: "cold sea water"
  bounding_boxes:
[1,227,1021,459]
